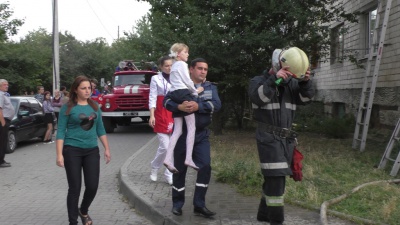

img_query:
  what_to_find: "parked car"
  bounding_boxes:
[6,96,49,153]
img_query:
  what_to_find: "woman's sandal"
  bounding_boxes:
[78,209,93,225]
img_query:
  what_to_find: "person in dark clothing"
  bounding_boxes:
[248,48,315,225]
[164,58,221,218]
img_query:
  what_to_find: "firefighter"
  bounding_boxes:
[163,58,221,217]
[248,47,315,225]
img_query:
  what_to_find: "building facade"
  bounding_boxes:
[314,0,400,127]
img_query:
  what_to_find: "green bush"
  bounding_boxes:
[294,102,355,139]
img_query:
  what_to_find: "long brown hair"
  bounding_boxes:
[65,75,98,115]
[43,91,51,102]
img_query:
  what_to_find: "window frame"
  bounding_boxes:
[330,23,345,65]
[365,8,378,56]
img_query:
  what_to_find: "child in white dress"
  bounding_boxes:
[163,43,203,173]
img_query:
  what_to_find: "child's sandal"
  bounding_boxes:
[79,209,93,225]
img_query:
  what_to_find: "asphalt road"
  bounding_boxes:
[0,123,155,225]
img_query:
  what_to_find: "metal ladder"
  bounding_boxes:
[352,0,393,151]
[378,118,400,176]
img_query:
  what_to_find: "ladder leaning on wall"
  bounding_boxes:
[378,118,400,176]
[352,0,393,151]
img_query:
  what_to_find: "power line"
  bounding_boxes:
[93,0,119,25]
[85,0,115,41]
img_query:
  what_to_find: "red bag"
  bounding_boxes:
[290,147,303,182]
[153,96,174,134]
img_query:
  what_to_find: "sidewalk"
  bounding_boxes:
[119,136,356,225]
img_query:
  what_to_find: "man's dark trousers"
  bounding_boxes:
[0,119,10,163]
[172,127,211,209]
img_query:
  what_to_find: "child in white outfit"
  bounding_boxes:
[163,43,203,173]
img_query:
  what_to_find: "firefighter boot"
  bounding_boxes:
[256,198,270,222]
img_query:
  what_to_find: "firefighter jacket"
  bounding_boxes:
[248,70,314,176]
[164,81,221,131]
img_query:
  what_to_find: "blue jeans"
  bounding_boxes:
[63,145,100,225]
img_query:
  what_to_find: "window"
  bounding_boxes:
[365,8,378,55]
[332,102,346,118]
[19,100,30,113]
[10,99,18,114]
[114,74,152,86]
[330,24,344,65]
[28,99,43,114]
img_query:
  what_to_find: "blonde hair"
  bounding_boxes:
[169,43,189,58]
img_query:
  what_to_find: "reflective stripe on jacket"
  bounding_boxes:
[248,71,314,176]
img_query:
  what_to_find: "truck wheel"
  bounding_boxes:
[103,117,115,133]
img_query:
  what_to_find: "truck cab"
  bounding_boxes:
[97,60,157,133]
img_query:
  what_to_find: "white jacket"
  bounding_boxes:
[149,73,172,109]
[169,61,197,96]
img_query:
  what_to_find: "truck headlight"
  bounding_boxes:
[105,103,111,109]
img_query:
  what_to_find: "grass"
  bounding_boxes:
[210,127,400,224]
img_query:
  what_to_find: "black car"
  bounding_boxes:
[6,96,49,153]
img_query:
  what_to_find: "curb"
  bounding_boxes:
[118,136,181,225]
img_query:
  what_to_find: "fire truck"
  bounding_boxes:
[95,60,157,133]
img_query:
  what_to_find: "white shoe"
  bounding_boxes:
[165,176,173,185]
[150,169,158,181]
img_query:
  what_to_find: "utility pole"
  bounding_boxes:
[52,0,60,94]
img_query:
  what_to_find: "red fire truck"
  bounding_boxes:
[96,60,157,133]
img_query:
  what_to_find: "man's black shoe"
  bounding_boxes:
[2,161,10,165]
[172,207,182,216]
[0,162,11,167]
[193,206,216,217]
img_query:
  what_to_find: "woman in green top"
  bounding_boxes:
[56,75,111,225]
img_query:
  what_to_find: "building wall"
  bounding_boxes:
[313,0,400,126]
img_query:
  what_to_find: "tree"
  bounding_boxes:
[57,34,117,89]
[0,3,24,42]
[0,29,53,94]
[134,0,357,131]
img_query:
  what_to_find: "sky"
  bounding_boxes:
[6,0,151,44]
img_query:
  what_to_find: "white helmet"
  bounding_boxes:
[271,47,309,80]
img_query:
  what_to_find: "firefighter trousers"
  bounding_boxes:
[172,129,211,209]
[257,176,286,224]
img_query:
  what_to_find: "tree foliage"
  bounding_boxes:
[0,3,24,42]
[1,1,358,130]
[136,0,357,130]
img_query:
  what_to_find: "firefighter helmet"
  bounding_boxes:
[279,47,309,80]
